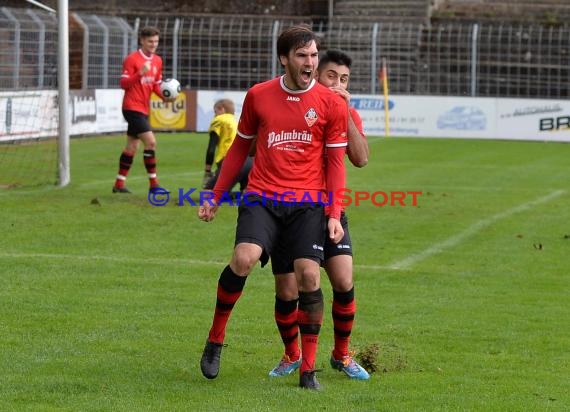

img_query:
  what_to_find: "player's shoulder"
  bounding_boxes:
[217,113,237,124]
[312,81,336,95]
[124,50,140,61]
[248,76,280,94]
[221,113,237,123]
[310,82,347,111]
[312,82,344,101]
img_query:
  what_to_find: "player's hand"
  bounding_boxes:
[327,217,344,244]
[198,198,218,222]
[140,61,151,75]
[202,171,213,189]
[329,86,350,104]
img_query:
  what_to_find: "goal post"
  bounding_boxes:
[0,0,69,189]
[58,0,70,187]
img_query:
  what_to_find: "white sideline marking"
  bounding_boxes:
[5,190,563,272]
[0,252,225,267]
[388,190,566,270]
[77,171,204,189]
[0,252,393,271]
[0,171,204,196]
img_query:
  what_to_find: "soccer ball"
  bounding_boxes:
[160,78,181,99]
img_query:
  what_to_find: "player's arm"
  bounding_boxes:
[211,135,252,203]
[154,75,175,103]
[199,135,251,222]
[346,113,369,168]
[120,58,145,90]
[120,75,139,89]
[120,71,142,90]
[326,146,346,243]
[202,131,219,188]
[153,62,176,103]
[155,83,175,103]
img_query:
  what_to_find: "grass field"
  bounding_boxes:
[1,133,569,411]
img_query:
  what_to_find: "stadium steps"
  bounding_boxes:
[414,21,570,98]
[433,0,570,24]
[324,20,422,94]
[333,0,430,22]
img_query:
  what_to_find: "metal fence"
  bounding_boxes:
[72,14,133,89]
[0,7,58,89]
[1,7,569,99]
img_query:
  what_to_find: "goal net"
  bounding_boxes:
[0,6,61,188]
[0,92,59,188]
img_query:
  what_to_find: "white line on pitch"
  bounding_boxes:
[388,189,566,271]
[0,252,225,267]
[0,252,394,272]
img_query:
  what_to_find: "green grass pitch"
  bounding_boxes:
[1,133,569,411]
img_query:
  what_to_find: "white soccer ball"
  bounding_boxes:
[160,78,181,99]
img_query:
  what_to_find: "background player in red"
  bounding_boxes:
[112,26,173,194]
[269,49,371,380]
[198,25,349,390]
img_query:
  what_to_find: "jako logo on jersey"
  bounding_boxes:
[305,108,318,127]
[286,96,300,102]
[267,130,313,148]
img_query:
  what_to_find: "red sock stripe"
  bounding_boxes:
[115,151,134,188]
[332,298,356,358]
[298,289,323,372]
[275,309,299,357]
[208,283,243,344]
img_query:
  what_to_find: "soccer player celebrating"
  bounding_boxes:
[269,49,371,380]
[112,26,173,194]
[198,25,349,390]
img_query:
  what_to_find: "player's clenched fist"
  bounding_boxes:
[198,202,218,222]
[140,61,151,75]
[327,217,344,244]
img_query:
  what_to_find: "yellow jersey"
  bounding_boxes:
[208,112,238,165]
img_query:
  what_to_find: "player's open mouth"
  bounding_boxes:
[301,70,312,81]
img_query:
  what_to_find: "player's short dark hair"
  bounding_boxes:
[318,49,352,70]
[277,24,320,59]
[139,26,160,39]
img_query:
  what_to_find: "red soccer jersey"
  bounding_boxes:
[350,107,366,139]
[120,49,163,115]
[237,76,348,201]
[324,106,367,216]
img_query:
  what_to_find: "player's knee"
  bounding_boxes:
[231,245,261,275]
[230,256,255,275]
[125,140,138,153]
[331,277,353,293]
[296,268,320,292]
[327,270,353,292]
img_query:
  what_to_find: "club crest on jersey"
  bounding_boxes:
[304,108,318,127]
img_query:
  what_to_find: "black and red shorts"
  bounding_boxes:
[234,194,326,268]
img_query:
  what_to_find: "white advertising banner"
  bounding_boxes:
[495,98,570,142]
[352,94,570,142]
[196,90,246,132]
[70,90,97,135]
[3,89,569,142]
[0,91,58,142]
[352,95,498,139]
[1,89,127,141]
[95,89,127,133]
